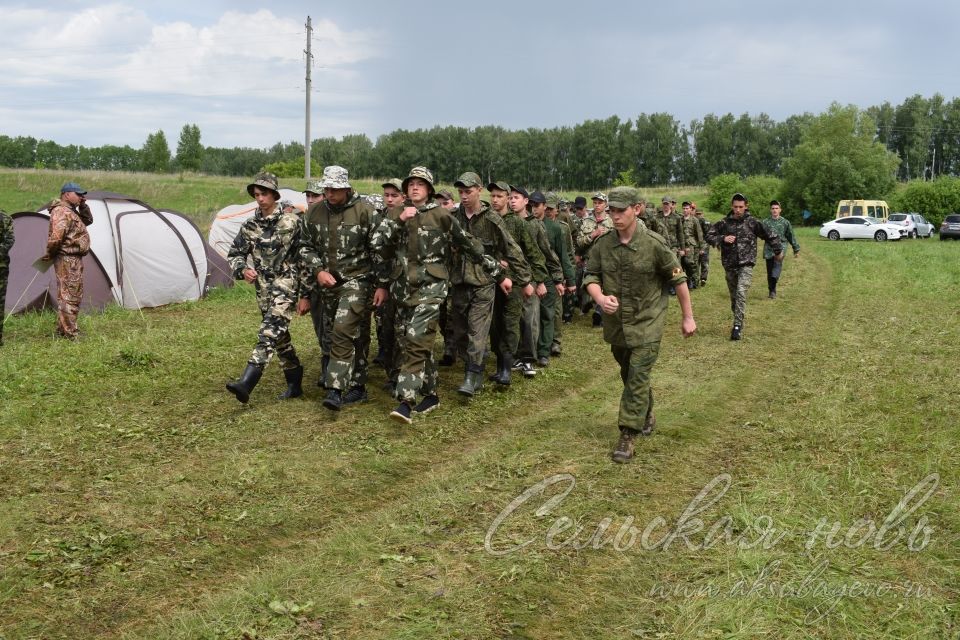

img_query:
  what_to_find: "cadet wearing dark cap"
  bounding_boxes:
[536,192,576,364]
[761,200,800,299]
[582,186,697,463]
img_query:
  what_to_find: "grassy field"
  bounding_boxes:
[1,226,957,638]
[0,169,711,236]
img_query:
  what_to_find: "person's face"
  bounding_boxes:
[383,186,404,208]
[508,192,528,213]
[770,204,782,218]
[592,198,606,214]
[305,191,323,205]
[731,200,747,218]
[407,178,430,204]
[457,185,482,208]
[438,196,455,210]
[62,191,83,206]
[489,188,508,211]
[609,206,637,233]
[252,187,278,210]
[324,187,350,206]
[545,206,557,219]
[575,206,586,217]
[531,201,546,218]
[682,204,693,217]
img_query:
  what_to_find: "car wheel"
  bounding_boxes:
[874,230,888,242]
[909,230,916,239]
[827,230,840,241]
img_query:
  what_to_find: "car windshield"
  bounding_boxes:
[889,214,906,221]
[946,215,960,223]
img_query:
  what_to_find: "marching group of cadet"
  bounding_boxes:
[0,171,799,463]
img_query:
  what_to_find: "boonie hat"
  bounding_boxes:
[545,192,560,208]
[247,172,281,199]
[402,166,436,195]
[319,165,351,190]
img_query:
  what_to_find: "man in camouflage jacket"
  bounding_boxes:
[706,193,783,340]
[681,201,704,290]
[42,182,93,339]
[226,172,304,403]
[0,209,14,345]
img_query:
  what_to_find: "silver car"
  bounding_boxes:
[888,212,935,239]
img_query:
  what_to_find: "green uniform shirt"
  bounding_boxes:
[500,210,548,284]
[298,193,382,294]
[762,216,800,259]
[453,201,531,287]
[659,212,686,252]
[543,217,576,286]
[582,227,686,347]
[682,214,705,253]
[526,216,563,283]
[575,212,615,255]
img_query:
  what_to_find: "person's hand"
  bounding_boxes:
[599,294,619,314]
[775,252,785,263]
[574,256,583,267]
[522,283,534,300]
[535,282,547,299]
[681,316,697,337]
[242,268,257,283]
[399,206,417,221]
[317,270,338,288]
[591,228,604,239]
[296,297,311,316]
[565,285,577,295]
[499,259,510,269]
[499,277,513,296]
[723,235,736,244]
[554,282,565,296]
[793,250,800,258]
[679,249,687,257]
[40,254,51,262]
[373,287,389,307]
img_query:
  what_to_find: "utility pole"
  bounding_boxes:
[304,15,313,179]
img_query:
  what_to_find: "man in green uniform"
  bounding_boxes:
[583,187,697,463]
[531,192,574,366]
[226,172,304,403]
[681,201,704,290]
[488,182,542,386]
[761,200,801,299]
[298,165,385,410]
[373,166,503,424]
[0,209,13,346]
[545,193,577,352]
[638,197,667,238]
[374,178,406,392]
[576,191,615,326]
[450,171,529,396]
[695,207,710,286]
[706,193,783,340]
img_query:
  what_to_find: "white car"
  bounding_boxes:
[888,212,935,238]
[820,216,907,241]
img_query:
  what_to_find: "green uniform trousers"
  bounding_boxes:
[611,341,660,431]
[450,282,496,370]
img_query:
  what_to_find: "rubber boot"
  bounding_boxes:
[278,365,303,399]
[226,363,263,404]
[497,353,512,386]
[458,365,484,397]
[489,353,505,383]
[317,355,330,388]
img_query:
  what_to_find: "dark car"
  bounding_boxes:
[940,214,960,240]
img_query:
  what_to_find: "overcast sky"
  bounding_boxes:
[2,1,959,150]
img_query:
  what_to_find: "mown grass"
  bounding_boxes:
[2,225,958,638]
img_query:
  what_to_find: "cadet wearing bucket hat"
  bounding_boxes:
[298,165,385,410]
[448,171,530,397]
[583,186,697,463]
[371,166,502,424]
[226,172,305,403]
[40,181,94,339]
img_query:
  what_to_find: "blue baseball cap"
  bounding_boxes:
[60,182,87,195]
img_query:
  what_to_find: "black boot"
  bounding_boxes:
[278,365,303,399]
[317,355,330,388]
[226,363,263,404]
[497,354,512,386]
[458,366,484,397]
[322,388,343,411]
[489,353,505,383]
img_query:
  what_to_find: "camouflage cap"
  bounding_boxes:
[436,189,455,201]
[608,186,638,209]
[247,171,281,199]
[402,166,435,194]
[591,191,607,202]
[381,178,403,191]
[304,179,323,194]
[661,195,673,204]
[487,180,510,193]
[319,165,351,190]
[545,192,560,208]
[454,171,482,188]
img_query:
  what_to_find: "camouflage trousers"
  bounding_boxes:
[54,255,83,338]
[724,265,753,328]
[450,282,496,370]
[439,294,454,356]
[699,248,710,282]
[536,287,558,358]
[249,289,300,371]
[682,254,700,288]
[611,341,660,431]
[395,300,442,403]
[517,290,540,361]
[318,279,373,391]
[491,286,522,359]
[552,289,563,349]
[0,266,7,344]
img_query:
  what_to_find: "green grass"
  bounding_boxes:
[2,226,959,637]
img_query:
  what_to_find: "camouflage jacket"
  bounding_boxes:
[582,228,686,347]
[762,216,800,259]
[452,201,531,287]
[526,216,564,284]
[45,199,91,257]
[0,210,13,269]
[227,204,302,300]
[543,217,576,286]
[682,215,705,253]
[373,199,501,307]
[642,213,667,239]
[575,213,615,256]
[659,212,686,252]
[298,192,383,295]
[706,212,782,269]
[499,210,548,284]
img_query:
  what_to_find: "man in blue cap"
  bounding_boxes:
[41,182,93,339]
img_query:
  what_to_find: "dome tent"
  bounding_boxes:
[4,191,233,315]
[207,188,306,258]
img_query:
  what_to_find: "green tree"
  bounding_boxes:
[141,130,171,173]
[706,173,744,212]
[890,176,960,227]
[781,104,900,223]
[175,124,203,172]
